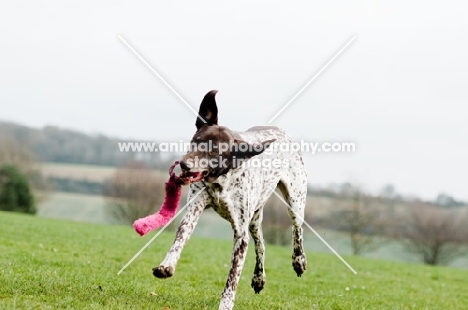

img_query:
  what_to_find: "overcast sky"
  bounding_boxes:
[1,1,467,200]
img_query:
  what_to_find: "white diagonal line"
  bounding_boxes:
[118,35,206,124]
[272,190,357,274]
[117,187,206,275]
[268,36,356,123]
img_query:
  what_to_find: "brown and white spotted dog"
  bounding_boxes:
[153,90,308,310]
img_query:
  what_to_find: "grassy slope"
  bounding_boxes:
[1,212,468,310]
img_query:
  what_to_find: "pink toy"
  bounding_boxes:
[133,161,203,236]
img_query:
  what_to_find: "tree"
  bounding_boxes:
[102,161,167,224]
[0,164,36,214]
[0,138,50,202]
[0,138,35,172]
[324,184,389,255]
[399,202,468,265]
[435,193,463,208]
[380,184,396,199]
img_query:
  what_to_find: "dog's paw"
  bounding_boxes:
[152,265,174,279]
[292,253,307,277]
[251,274,266,294]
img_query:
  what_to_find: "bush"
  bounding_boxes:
[0,164,36,214]
[102,161,167,225]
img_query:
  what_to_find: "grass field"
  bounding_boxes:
[2,211,468,309]
[35,190,468,269]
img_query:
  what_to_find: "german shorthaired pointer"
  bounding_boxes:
[153,90,308,310]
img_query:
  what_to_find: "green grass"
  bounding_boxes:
[2,212,467,310]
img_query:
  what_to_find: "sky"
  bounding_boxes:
[1,1,467,200]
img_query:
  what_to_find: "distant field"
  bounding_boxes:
[38,192,106,224]
[40,163,118,182]
[40,163,166,183]
[37,191,233,238]
[2,211,468,309]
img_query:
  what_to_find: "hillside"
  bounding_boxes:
[1,212,468,309]
[0,120,176,169]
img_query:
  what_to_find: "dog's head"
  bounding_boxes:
[179,90,275,183]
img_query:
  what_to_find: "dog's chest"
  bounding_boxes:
[204,183,240,223]
[203,169,278,224]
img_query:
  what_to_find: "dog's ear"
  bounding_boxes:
[196,90,218,130]
[231,139,276,160]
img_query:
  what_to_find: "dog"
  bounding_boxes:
[152,90,308,310]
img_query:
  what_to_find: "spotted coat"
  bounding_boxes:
[152,91,308,310]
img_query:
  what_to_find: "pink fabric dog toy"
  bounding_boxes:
[133,161,203,236]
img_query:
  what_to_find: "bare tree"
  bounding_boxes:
[399,202,468,265]
[0,138,35,171]
[102,161,167,225]
[324,184,389,255]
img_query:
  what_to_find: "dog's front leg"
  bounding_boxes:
[219,229,250,310]
[153,186,206,279]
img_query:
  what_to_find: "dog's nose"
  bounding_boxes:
[179,161,190,171]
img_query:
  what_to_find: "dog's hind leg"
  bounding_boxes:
[278,168,308,277]
[249,208,266,294]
